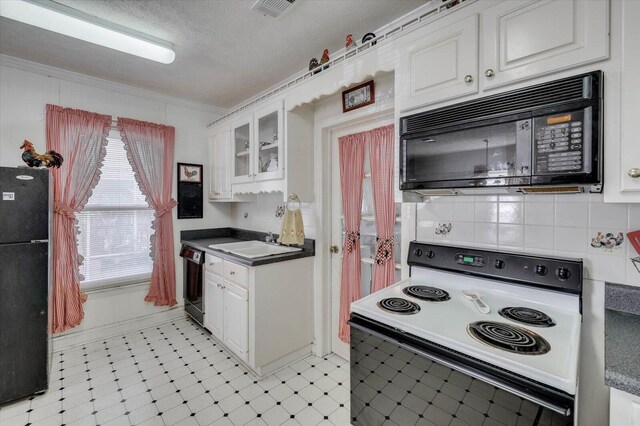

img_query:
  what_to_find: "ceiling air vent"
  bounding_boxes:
[251,0,296,18]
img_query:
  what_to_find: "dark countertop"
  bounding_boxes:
[605,282,640,397]
[180,228,315,267]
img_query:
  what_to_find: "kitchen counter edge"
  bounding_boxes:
[604,282,640,397]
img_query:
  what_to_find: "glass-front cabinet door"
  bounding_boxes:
[231,115,253,184]
[253,100,284,181]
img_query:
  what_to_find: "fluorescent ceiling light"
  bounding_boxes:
[0,0,175,64]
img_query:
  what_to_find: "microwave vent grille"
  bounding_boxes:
[519,186,583,194]
[403,74,594,134]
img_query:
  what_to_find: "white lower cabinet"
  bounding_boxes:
[203,253,314,377]
[222,280,249,362]
[610,388,640,426]
[203,271,224,341]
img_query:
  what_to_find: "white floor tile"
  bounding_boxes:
[1,318,346,426]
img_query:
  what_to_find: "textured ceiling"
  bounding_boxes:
[0,0,426,108]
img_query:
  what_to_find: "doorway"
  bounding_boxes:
[328,116,402,359]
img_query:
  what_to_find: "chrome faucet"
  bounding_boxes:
[266,232,274,243]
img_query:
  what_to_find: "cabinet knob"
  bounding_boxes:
[485,69,495,78]
[464,75,473,83]
[629,168,640,178]
[330,245,339,254]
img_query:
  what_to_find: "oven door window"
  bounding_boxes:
[350,324,572,426]
[403,119,532,184]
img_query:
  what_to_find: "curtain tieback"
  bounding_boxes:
[345,230,360,253]
[156,199,177,217]
[54,200,77,219]
[375,236,394,265]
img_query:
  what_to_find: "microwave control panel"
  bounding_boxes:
[534,110,586,174]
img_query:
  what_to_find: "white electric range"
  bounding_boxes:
[349,242,583,426]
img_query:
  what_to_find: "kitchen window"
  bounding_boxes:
[77,130,154,289]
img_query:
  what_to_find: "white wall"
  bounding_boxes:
[0,58,233,344]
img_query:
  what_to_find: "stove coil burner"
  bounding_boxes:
[467,321,551,355]
[499,307,556,327]
[377,298,421,315]
[402,285,450,302]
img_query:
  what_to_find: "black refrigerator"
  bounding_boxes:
[0,166,52,405]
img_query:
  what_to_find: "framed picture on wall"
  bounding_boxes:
[179,163,202,183]
[177,163,203,219]
[342,80,375,113]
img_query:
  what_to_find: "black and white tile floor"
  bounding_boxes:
[0,318,350,426]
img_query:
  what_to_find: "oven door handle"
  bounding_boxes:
[347,319,572,417]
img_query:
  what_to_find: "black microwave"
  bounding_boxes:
[399,71,603,196]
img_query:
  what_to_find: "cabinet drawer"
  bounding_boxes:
[223,260,249,286]
[204,254,224,275]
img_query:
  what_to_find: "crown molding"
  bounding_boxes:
[0,54,228,116]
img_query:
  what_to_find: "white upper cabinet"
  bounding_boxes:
[208,122,232,200]
[253,100,284,181]
[396,14,479,112]
[480,0,609,90]
[231,101,284,186]
[616,0,640,199]
[231,114,254,184]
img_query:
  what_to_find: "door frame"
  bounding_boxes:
[312,103,395,358]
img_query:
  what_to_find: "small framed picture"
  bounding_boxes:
[178,163,202,183]
[342,80,375,113]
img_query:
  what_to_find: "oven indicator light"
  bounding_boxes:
[547,114,572,124]
[463,256,474,263]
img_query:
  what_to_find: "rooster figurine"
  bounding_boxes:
[20,140,63,168]
[345,34,357,51]
[320,49,330,66]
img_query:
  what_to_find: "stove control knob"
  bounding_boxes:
[494,259,505,269]
[535,265,548,276]
[413,248,423,257]
[425,250,435,259]
[556,267,571,281]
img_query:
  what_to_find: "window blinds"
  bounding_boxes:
[77,132,154,286]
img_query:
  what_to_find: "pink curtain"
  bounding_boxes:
[368,124,396,293]
[47,104,112,333]
[118,118,177,307]
[338,132,366,343]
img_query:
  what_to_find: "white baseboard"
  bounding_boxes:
[52,308,187,352]
[255,344,314,378]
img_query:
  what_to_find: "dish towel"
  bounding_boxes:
[280,208,305,245]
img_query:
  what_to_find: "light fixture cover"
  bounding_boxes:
[0,0,175,64]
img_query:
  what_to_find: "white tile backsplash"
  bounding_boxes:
[554,227,588,253]
[589,202,628,228]
[524,202,555,226]
[474,202,498,223]
[415,194,640,286]
[555,202,589,228]
[498,202,524,224]
[524,225,555,250]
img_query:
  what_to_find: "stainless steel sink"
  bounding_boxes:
[208,240,302,259]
